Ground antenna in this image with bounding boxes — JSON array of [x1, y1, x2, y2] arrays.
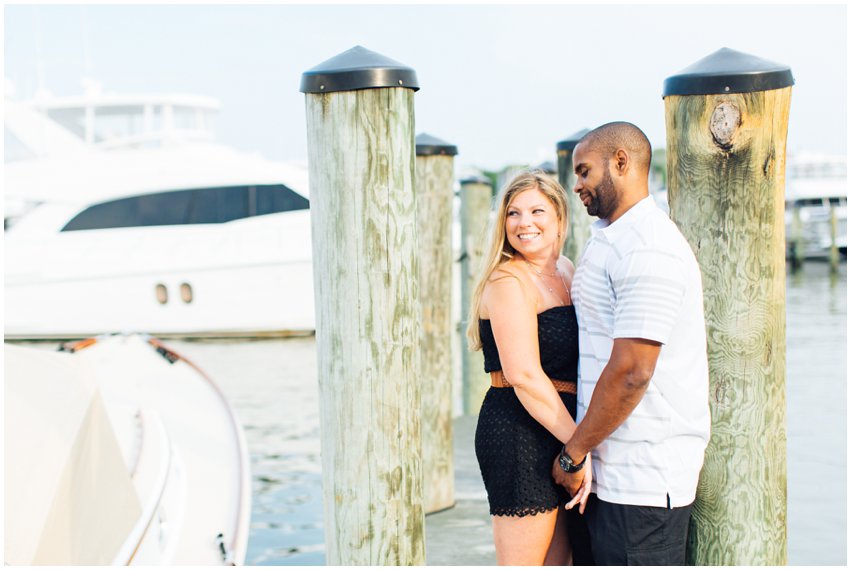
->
[[32, 6, 46, 98]]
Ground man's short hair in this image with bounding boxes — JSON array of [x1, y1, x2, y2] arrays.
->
[[580, 122, 652, 173]]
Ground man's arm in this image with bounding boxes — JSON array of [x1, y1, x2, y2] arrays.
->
[[553, 337, 661, 494]]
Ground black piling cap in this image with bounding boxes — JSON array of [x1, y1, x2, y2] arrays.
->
[[556, 128, 590, 152], [416, 133, 458, 157], [663, 47, 794, 97], [534, 160, 557, 174], [300, 45, 419, 94], [459, 174, 491, 186]]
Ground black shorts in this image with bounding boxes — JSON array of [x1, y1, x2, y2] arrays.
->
[[585, 493, 693, 565], [474, 387, 575, 517], [474, 387, 594, 564]]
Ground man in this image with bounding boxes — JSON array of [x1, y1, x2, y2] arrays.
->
[[553, 122, 711, 565]]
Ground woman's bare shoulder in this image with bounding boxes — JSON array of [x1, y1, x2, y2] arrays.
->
[[559, 255, 576, 279], [481, 261, 536, 319]]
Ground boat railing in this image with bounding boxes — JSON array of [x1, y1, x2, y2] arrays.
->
[[93, 128, 215, 150], [146, 337, 252, 565], [111, 409, 173, 565]]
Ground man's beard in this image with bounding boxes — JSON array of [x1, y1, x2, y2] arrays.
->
[[586, 166, 618, 219]]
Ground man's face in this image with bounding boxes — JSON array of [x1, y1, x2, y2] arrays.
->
[[573, 142, 619, 221]]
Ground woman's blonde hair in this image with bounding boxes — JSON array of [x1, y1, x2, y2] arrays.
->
[[465, 169, 569, 351]]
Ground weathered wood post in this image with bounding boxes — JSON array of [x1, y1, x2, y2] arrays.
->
[[557, 129, 592, 261], [828, 204, 840, 273], [415, 133, 457, 514], [663, 47, 794, 565], [789, 203, 805, 272], [459, 175, 493, 416], [301, 45, 425, 565]]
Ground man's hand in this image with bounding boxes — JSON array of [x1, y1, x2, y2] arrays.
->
[[565, 460, 593, 514], [552, 454, 593, 514], [551, 454, 583, 495]]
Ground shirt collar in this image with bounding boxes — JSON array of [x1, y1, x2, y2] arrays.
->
[[591, 195, 657, 241]]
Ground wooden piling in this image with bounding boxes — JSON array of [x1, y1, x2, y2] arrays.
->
[[663, 47, 794, 565], [829, 204, 840, 273], [557, 129, 592, 261], [459, 175, 493, 416], [415, 133, 457, 514], [789, 203, 805, 272], [301, 46, 425, 565]]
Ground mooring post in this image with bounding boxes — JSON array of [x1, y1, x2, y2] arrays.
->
[[557, 129, 591, 261], [415, 133, 457, 514], [301, 45, 425, 565], [789, 203, 805, 272], [829, 204, 840, 273], [459, 175, 493, 416], [663, 47, 794, 565]]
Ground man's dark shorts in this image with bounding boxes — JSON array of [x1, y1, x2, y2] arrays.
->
[[585, 493, 693, 565]]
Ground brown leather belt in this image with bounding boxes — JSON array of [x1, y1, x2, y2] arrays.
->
[[490, 371, 577, 395]]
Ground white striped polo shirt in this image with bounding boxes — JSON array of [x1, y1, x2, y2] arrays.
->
[[572, 195, 710, 508]]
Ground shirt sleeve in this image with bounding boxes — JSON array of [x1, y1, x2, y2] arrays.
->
[[610, 248, 686, 344]]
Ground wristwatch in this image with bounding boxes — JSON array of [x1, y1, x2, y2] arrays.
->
[[558, 445, 587, 473]]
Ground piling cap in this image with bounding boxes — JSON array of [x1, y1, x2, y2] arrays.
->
[[416, 133, 458, 156], [556, 128, 590, 152], [533, 160, 557, 174], [300, 45, 419, 94], [663, 47, 794, 97], [459, 174, 491, 186]]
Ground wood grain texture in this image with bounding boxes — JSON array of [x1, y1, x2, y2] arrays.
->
[[665, 87, 791, 566], [558, 149, 594, 262], [460, 180, 493, 415], [305, 87, 425, 565], [415, 155, 455, 513]]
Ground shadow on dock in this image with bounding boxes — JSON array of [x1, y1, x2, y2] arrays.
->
[[425, 415, 495, 565]]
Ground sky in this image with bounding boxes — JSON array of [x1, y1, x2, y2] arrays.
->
[[4, 3, 848, 172]]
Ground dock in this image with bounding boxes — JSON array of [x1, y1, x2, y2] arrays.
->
[[424, 415, 495, 566]]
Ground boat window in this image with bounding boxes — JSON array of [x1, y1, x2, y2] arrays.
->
[[92, 108, 146, 144], [45, 108, 87, 140], [180, 283, 193, 304], [155, 284, 168, 305], [254, 185, 310, 216], [60, 184, 309, 231], [4, 128, 37, 162], [184, 186, 249, 224]]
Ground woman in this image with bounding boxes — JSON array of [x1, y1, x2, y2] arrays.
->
[[468, 170, 592, 565]]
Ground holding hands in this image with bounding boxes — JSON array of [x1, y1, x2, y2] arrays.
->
[[552, 449, 593, 514]]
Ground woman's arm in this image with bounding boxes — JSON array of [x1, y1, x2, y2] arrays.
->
[[483, 270, 577, 443]]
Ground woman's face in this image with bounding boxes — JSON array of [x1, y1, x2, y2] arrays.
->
[[504, 187, 560, 259]]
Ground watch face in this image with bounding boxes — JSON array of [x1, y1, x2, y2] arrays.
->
[[559, 453, 572, 472]]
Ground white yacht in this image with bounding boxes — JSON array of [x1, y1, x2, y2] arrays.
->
[[785, 152, 847, 259], [5, 89, 315, 339]]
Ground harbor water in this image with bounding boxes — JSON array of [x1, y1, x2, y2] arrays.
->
[[14, 261, 846, 565]]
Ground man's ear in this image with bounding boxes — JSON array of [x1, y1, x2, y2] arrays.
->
[[614, 148, 629, 175]]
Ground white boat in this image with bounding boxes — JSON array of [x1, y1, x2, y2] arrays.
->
[[785, 152, 847, 259], [4, 90, 315, 339], [4, 334, 251, 565]]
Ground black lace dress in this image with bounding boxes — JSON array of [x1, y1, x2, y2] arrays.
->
[[474, 305, 579, 517]]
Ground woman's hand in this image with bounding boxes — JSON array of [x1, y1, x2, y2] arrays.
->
[[564, 458, 593, 514]]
